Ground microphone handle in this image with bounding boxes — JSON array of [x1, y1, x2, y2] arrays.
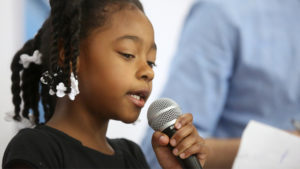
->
[[163, 126, 203, 169]]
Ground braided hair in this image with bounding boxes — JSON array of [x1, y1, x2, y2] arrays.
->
[[10, 0, 144, 125]]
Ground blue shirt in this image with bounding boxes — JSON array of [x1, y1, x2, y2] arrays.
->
[[141, 0, 300, 168]]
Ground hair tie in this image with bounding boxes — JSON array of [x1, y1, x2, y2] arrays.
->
[[19, 50, 42, 68]]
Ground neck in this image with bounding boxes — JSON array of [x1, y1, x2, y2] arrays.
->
[[46, 96, 114, 155]]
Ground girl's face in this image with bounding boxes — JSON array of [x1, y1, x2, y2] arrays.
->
[[78, 6, 156, 123]]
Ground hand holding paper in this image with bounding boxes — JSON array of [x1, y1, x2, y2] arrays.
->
[[232, 121, 300, 169]]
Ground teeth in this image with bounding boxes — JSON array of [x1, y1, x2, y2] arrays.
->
[[131, 94, 141, 100]]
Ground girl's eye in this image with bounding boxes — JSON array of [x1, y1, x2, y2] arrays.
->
[[119, 52, 135, 59], [147, 61, 156, 68]]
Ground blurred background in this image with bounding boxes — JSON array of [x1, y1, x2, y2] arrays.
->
[[0, 0, 195, 163]]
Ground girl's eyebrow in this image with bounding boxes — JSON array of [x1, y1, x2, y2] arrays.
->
[[117, 35, 140, 42], [116, 35, 157, 50]]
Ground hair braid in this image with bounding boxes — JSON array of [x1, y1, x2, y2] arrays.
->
[[61, 0, 82, 93], [11, 47, 38, 121], [49, 0, 66, 81], [11, 38, 38, 121], [62, 26, 71, 93], [21, 70, 32, 119], [70, 5, 82, 77], [41, 85, 52, 121], [11, 21, 45, 122], [21, 65, 40, 120], [20, 29, 44, 122]]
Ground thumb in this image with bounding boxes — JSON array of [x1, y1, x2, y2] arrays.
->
[[151, 131, 169, 149], [151, 131, 182, 169]]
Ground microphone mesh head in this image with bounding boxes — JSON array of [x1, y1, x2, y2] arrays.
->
[[147, 98, 182, 131]]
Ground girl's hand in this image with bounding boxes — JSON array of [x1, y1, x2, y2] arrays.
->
[[151, 113, 208, 169], [289, 131, 300, 137]]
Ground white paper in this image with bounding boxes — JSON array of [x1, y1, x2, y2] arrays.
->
[[232, 120, 300, 169]]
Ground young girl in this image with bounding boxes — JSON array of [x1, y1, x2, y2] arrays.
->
[[3, 0, 208, 168]]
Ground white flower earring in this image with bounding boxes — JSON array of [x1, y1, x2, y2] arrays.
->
[[56, 82, 67, 98], [68, 73, 80, 100], [40, 70, 80, 101], [54, 73, 79, 100]]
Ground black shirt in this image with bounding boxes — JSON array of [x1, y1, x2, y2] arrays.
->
[[2, 125, 150, 169]]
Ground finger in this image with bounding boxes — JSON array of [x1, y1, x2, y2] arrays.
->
[[198, 154, 208, 168], [151, 132, 183, 169], [181, 142, 209, 167], [196, 145, 209, 167], [172, 132, 196, 156], [290, 131, 300, 137], [151, 131, 169, 150], [170, 122, 194, 147], [181, 141, 208, 159], [175, 113, 193, 130], [174, 132, 205, 157]]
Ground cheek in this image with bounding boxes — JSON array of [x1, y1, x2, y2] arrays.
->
[[78, 50, 136, 97], [149, 82, 153, 94], [87, 63, 133, 95], [99, 64, 130, 85], [102, 57, 137, 80]]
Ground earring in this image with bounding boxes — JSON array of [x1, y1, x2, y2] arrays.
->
[[40, 68, 79, 100]]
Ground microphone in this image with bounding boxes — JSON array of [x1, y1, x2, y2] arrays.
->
[[147, 98, 203, 169]]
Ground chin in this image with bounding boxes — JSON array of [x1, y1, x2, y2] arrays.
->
[[121, 117, 139, 124], [121, 113, 140, 124]]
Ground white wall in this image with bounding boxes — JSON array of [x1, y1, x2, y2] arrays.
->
[[0, 0, 195, 163], [0, 0, 24, 163]]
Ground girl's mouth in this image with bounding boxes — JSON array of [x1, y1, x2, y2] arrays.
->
[[127, 90, 149, 108]]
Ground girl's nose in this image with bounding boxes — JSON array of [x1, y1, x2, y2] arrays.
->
[[136, 61, 154, 82]]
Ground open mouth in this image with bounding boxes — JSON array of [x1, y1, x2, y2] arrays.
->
[[129, 93, 146, 101], [127, 90, 149, 107], [130, 94, 142, 100]]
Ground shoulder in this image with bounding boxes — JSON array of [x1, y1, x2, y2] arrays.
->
[[5, 126, 57, 151], [10, 126, 50, 142], [189, 0, 257, 23], [2, 126, 62, 169], [5, 127, 52, 153], [180, 0, 240, 42], [192, 0, 263, 19], [194, 0, 248, 10], [188, 0, 235, 21]]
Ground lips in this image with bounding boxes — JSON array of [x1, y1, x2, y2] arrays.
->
[[127, 89, 150, 108]]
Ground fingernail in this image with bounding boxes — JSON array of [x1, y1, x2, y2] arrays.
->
[[170, 139, 176, 146], [159, 136, 165, 143], [175, 123, 182, 129], [180, 153, 185, 159], [173, 148, 178, 155], [199, 154, 206, 159]]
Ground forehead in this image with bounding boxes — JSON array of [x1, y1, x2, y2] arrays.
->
[[87, 7, 154, 43]]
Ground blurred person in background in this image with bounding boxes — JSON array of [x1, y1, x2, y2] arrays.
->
[[141, 0, 300, 168]]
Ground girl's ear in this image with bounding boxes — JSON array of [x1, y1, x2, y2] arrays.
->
[[58, 48, 65, 67], [77, 43, 88, 73], [76, 54, 81, 73], [57, 39, 65, 67], [57, 46, 80, 73]]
